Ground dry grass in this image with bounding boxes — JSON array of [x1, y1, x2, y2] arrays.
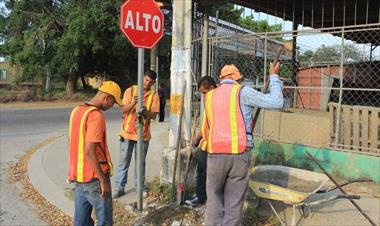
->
[[6, 135, 73, 226], [0, 87, 93, 103]]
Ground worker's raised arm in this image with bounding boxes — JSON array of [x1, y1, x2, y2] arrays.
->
[[121, 95, 137, 114], [242, 63, 284, 109], [121, 87, 137, 114]]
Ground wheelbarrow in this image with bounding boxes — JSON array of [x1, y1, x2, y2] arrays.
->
[[248, 165, 372, 226]]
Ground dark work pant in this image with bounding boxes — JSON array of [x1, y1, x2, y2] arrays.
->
[[205, 150, 252, 226], [196, 149, 208, 201], [159, 100, 165, 122]]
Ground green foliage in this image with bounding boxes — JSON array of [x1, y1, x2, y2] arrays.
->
[[298, 50, 313, 64], [312, 45, 340, 63], [209, 3, 244, 25], [299, 44, 366, 66], [207, 4, 282, 34], [239, 15, 282, 33], [2, 0, 139, 93]]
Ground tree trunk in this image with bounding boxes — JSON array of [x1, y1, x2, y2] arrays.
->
[[80, 75, 88, 90], [66, 70, 76, 96]]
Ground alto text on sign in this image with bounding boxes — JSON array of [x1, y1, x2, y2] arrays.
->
[[124, 11, 161, 33]]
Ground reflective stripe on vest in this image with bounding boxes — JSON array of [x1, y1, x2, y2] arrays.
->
[[200, 139, 207, 151], [123, 85, 155, 134], [205, 84, 247, 154], [68, 106, 112, 182], [205, 90, 214, 154], [200, 109, 208, 151]]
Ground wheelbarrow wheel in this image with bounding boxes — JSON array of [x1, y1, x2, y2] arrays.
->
[[245, 187, 260, 209]]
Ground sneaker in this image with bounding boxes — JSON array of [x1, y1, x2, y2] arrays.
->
[[112, 190, 125, 199], [185, 196, 205, 206], [143, 187, 149, 198]]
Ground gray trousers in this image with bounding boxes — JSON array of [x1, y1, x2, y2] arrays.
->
[[205, 150, 251, 226]]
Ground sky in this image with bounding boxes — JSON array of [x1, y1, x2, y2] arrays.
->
[[238, 6, 379, 60]]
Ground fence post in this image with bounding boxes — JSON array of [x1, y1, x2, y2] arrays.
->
[[334, 27, 345, 148], [260, 33, 268, 139]]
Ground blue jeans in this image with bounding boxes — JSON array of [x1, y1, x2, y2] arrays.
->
[[74, 176, 113, 226], [115, 139, 149, 191]]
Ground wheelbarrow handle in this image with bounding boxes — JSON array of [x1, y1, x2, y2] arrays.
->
[[304, 194, 360, 208], [317, 178, 373, 193], [305, 151, 376, 226], [343, 194, 360, 200]]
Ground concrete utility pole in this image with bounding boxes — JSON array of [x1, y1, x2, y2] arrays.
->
[[201, 9, 208, 77], [165, 0, 192, 191], [169, 0, 192, 148], [200, 8, 209, 126]]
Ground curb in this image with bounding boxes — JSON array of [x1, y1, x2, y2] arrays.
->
[[28, 135, 74, 218]]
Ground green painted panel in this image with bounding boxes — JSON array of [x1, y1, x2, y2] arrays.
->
[[253, 140, 380, 183]]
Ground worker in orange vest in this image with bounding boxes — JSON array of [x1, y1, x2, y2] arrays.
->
[[203, 64, 284, 226], [68, 81, 122, 226], [114, 70, 160, 198], [185, 76, 217, 207]]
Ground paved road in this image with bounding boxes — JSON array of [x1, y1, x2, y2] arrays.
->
[[0, 106, 121, 225]]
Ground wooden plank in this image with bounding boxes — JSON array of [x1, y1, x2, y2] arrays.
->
[[369, 110, 379, 152], [362, 109, 369, 151], [343, 107, 351, 148], [352, 107, 360, 151]]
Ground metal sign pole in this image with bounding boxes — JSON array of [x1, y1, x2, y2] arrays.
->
[[137, 47, 144, 211]]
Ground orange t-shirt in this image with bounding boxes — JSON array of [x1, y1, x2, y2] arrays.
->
[[85, 109, 111, 169], [86, 110, 106, 143], [119, 87, 160, 141]]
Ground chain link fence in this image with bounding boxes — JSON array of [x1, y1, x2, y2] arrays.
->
[[192, 23, 380, 155]]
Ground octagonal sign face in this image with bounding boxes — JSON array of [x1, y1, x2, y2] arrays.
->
[[120, 0, 164, 49]]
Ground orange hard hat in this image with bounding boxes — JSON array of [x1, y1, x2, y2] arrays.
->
[[219, 64, 241, 81]]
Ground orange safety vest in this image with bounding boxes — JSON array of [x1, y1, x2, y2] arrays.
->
[[204, 83, 247, 154], [122, 85, 155, 138], [68, 105, 113, 182], [199, 109, 208, 151]]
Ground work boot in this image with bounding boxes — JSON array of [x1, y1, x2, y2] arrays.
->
[[112, 190, 125, 199]]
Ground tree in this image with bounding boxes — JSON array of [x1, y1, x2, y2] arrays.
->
[[312, 45, 340, 64], [208, 2, 244, 25], [2, 0, 138, 95], [298, 50, 314, 65], [239, 15, 282, 33], [300, 44, 366, 66]]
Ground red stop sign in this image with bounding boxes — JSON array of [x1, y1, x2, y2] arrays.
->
[[120, 0, 164, 49]]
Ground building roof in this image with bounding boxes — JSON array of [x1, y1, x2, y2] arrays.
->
[[196, 0, 380, 45]]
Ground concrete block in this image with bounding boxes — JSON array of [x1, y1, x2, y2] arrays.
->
[[160, 148, 197, 187]]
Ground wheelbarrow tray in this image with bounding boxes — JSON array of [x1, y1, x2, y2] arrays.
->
[[249, 165, 329, 204]]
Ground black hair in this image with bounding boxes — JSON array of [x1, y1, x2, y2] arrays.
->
[[197, 76, 217, 89], [144, 70, 157, 80]]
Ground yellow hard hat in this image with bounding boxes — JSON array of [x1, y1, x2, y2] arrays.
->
[[98, 81, 122, 106]]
